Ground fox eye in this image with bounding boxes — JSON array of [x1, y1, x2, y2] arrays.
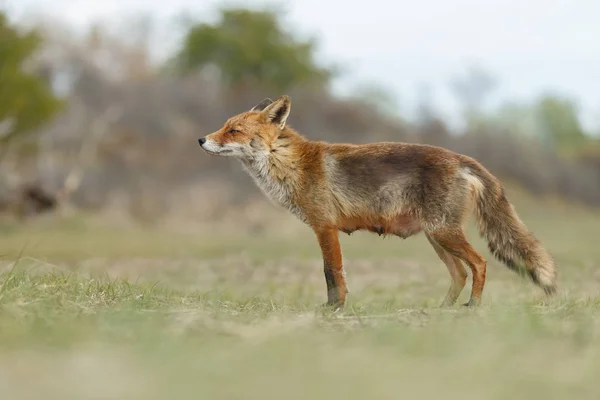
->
[[227, 129, 240, 134]]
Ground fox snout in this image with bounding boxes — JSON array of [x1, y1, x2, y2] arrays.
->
[[198, 136, 219, 155], [198, 135, 236, 156]]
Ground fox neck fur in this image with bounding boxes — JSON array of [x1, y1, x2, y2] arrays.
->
[[240, 128, 310, 223]]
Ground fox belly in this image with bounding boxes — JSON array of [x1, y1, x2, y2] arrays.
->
[[338, 214, 422, 238]]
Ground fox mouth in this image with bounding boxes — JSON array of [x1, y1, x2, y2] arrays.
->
[[203, 148, 233, 156]]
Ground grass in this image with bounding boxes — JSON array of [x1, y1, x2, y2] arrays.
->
[[1, 185, 600, 399]]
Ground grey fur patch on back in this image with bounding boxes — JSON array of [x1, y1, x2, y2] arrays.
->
[[325, 150, 416, 214]]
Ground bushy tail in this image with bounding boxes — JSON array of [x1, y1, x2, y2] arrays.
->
[[462, 158, 557, 295]]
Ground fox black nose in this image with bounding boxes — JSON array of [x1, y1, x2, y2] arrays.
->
[[198, 137, 206, 146]]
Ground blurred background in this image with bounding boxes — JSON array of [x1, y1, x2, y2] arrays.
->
[[1, 0, 599, 230], [2, 2, 600, 399]]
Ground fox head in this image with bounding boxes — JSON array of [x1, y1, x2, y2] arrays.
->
[[198, 95, 292, 159]]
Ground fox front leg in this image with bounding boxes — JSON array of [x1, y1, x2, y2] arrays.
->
[[314, 228, 348, 311]]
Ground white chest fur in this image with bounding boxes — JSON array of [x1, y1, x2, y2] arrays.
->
[[241, 157, 306, 222]]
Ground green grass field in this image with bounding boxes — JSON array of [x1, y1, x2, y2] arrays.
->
[[1, 186, 600, 399]]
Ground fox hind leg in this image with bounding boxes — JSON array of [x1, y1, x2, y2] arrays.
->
[[427, 228, 486, 307], [426, 233, 468, 307]]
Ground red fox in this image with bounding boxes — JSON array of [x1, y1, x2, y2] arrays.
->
[[199, 95, 557, 310]]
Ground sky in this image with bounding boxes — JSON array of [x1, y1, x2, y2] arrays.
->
[[4, 0, 600, 132]]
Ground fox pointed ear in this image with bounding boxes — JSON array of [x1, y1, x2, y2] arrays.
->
[[250, 98, 273, 112], [262, 95, 291, 130]]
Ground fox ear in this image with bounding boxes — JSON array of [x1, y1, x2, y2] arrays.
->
[[262, 95, 291, 130], [250, 98, 273, 112]]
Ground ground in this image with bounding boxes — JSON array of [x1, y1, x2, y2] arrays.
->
[[0, 185, 599, 399]]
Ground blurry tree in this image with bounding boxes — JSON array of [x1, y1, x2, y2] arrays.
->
[[492, 101, 538, 139], [170, 7, 333, 91], [534, 94, 587, 153], [450, 65, 497, 130], [415, 82, 438, 124], [0, 12, 63, 153], [348, 82, 401, 119]]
